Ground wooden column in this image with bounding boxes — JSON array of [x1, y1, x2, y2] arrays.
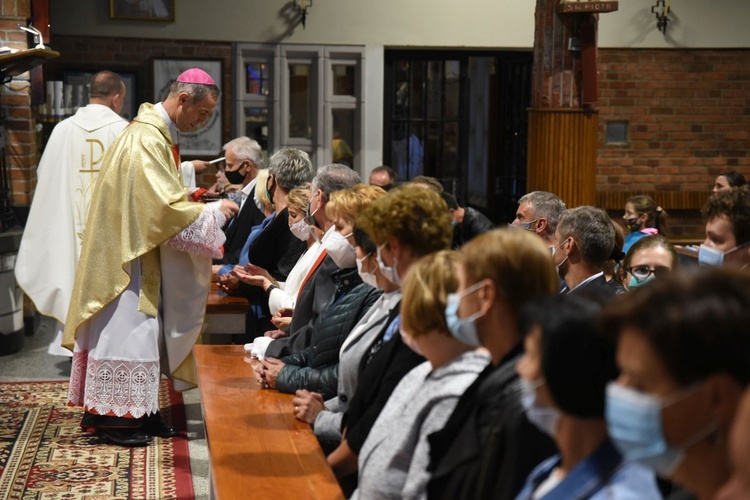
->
[[527, 108, 597, 207], [527, 0, 616, 208]]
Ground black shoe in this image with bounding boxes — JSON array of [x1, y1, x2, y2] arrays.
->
[[142, 411, 180, 438], [80, 412, 102, 432], [97, 428, 153, 447]]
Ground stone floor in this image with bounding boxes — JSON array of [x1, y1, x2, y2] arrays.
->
[[0, 316, 210, 499]]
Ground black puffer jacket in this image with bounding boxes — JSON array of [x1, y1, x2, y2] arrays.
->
[[276, 267, 381, 399]]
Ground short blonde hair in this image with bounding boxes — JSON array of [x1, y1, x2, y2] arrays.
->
[[460, 228, 559, 314], [401, 250, 459, 338], [355, 184, 452, 255], [254, 169, 274, 213], [326, 184, 386, 225], [287, 183, 311, 214]]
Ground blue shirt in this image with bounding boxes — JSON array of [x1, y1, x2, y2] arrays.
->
[[217, 212, 275, 277], [515, 438, 661, 500], [622, 231, 649, 256]]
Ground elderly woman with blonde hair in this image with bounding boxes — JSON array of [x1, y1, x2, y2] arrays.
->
[[352, 250, 491, 499]]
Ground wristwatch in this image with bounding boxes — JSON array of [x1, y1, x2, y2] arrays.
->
[[265, 283, 278, 294]]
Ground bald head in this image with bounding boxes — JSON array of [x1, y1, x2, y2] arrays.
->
[[89, 71, 126, 115]]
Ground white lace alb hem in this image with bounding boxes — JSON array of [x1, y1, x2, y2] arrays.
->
[[68, 350, 161, 418]]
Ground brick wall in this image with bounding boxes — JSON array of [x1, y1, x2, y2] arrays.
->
[[597, 48, 750, 238], [1, 0, 38, 207]]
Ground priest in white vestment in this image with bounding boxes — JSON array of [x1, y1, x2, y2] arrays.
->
[[63, 68, 239, 447], [16, 71, 128, 357]]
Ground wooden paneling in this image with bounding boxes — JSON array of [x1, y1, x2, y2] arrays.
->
[[194, 345, 344, 500], [596, 191, 707, 211], [527, 108, 598, 208]]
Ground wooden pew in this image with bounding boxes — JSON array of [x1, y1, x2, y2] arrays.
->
[[194, 344, 344, 500], [203, 283, 248, 344]]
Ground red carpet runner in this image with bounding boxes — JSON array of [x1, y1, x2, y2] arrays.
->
[[0, 379, 194, 499]]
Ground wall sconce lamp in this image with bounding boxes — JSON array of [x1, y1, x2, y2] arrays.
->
[[294, 0, 313, 29], [651, 0, 670, 35]]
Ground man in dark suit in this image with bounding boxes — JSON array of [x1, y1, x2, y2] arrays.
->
[[217, 136, 266, 273], [552, 206, 625, 299]]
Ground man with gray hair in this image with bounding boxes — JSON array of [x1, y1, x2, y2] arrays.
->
[[552, 206, 625, 298], [264, 163, 361, 358], [216, 136, 266, 275], [512, 191, 566, 247]]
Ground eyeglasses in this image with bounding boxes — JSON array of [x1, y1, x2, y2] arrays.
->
[[626, 265, 671, 281]]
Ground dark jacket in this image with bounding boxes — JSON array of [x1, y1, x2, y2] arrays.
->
[[276, 268, 381, 399], [243, 206, 306, 284], [238, 207, 307, 340], [426, 346, 557, 500], [568, 273, 626, 302], [342, 307, 425, 454], [452, 207, 494, 249], [264, 254, 339, 358], [221, 185, 266, 265]]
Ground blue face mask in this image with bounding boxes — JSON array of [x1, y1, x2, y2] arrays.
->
[[698, 244, 725, 267], [628, 274, 654, 290], [444, 281, 485, 348], [606, 382, 714, 477], [520, 377, 561, 437], [699, 241, 750, 267]]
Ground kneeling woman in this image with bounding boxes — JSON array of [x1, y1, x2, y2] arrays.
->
[[352, 251, 491, 499], [514, 294, 661, 499]]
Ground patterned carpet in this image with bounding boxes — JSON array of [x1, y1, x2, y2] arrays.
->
[[0, 379, 194, 499]]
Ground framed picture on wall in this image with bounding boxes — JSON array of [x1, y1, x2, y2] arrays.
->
[[153, 58, 223, 156], [110, 0, 175, 22], [63, 70, 138, 121]]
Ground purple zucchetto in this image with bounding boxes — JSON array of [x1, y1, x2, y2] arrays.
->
[[175, 68, 215, 85]]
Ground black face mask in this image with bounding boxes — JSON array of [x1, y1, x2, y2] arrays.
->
[[304, 191, 321, 229], [224, 163, 246, 185], [265, 175, 275, 203]]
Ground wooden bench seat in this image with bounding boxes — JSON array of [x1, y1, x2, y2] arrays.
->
[[194, 344, 344, 500], [203, 283, 248, 343]]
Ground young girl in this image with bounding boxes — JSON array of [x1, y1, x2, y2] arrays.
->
[[622, 195, 667, 255]]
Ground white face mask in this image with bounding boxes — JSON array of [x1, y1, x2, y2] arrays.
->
[[376, 243, 400, 285], [289, 218, 311, 241], [325, 231, 356, 269], [356, 255, 379, 288], [253, 188, 265, 213], [519, 377, 561, 437]]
